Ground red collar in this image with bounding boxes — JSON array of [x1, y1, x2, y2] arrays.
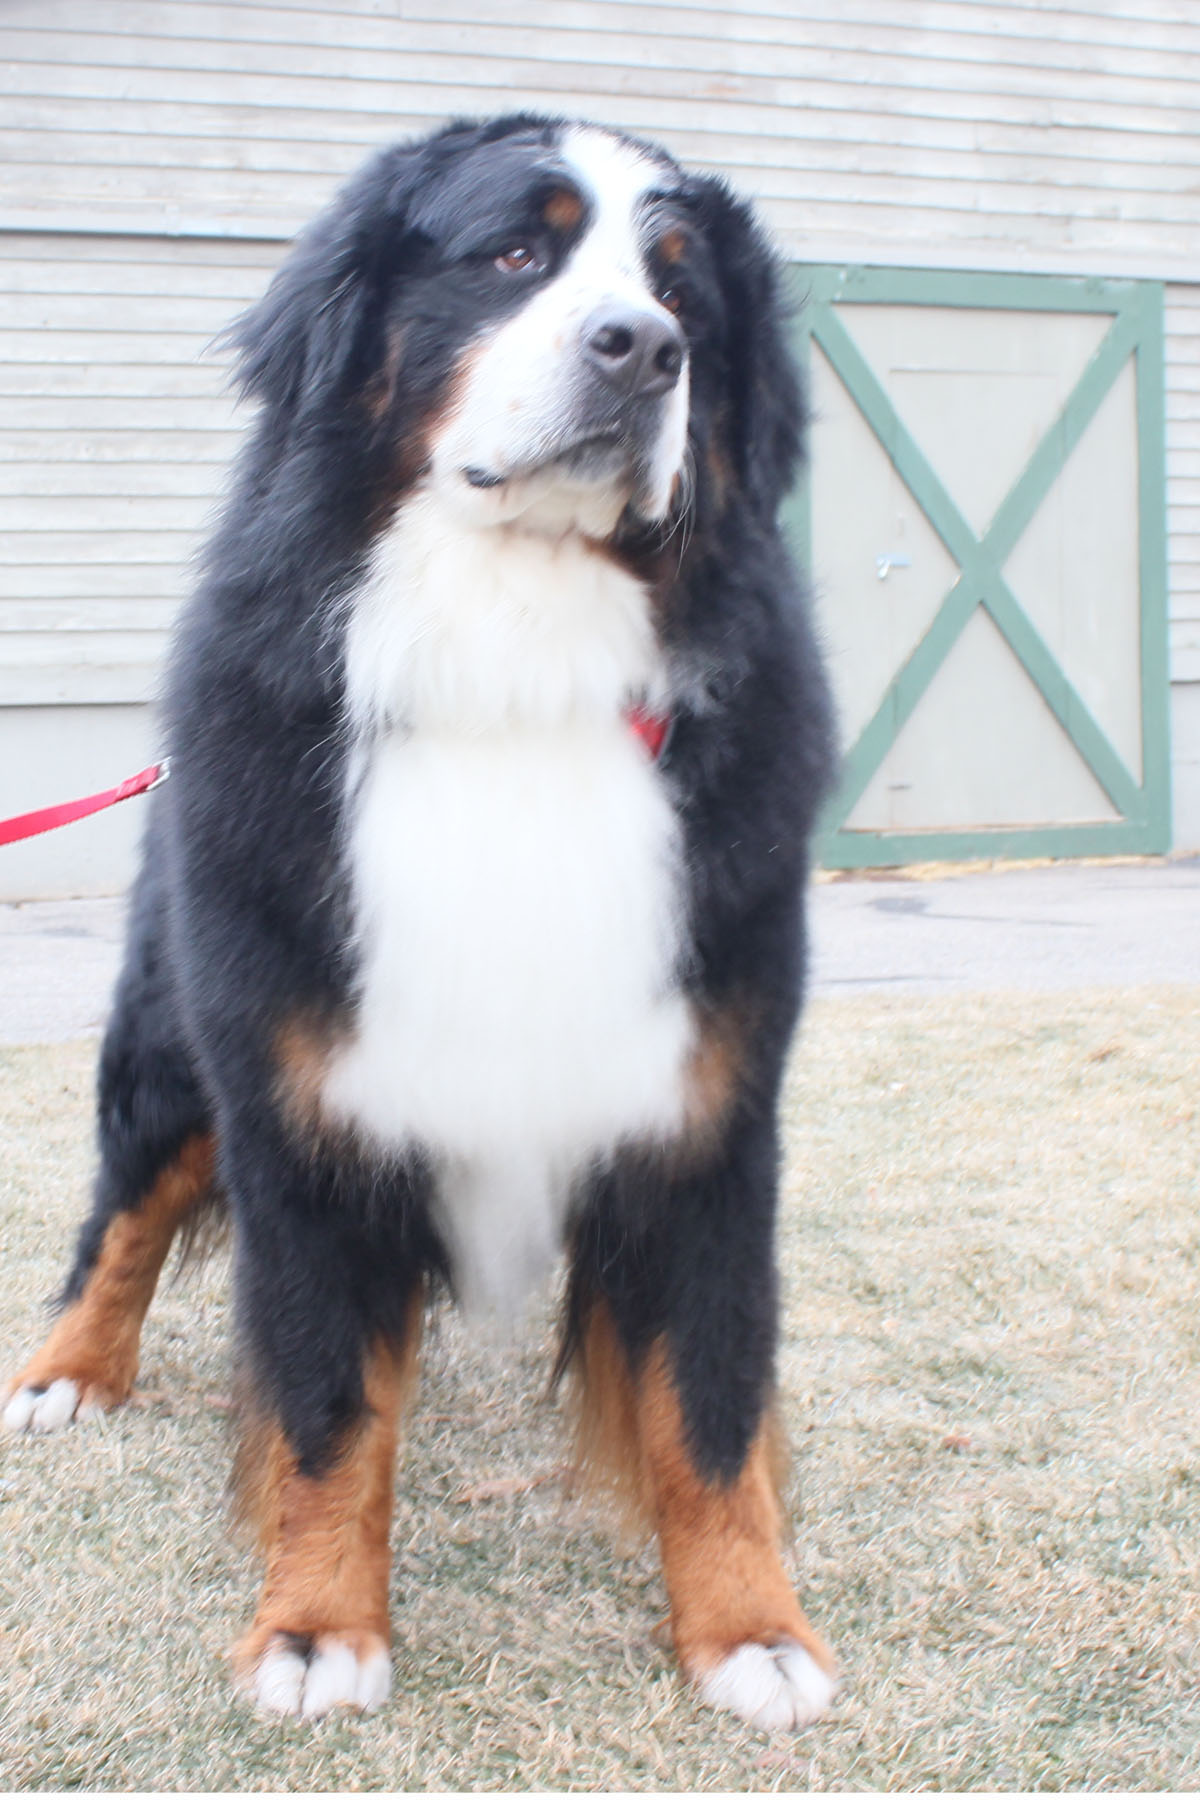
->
[[625, 704, 672, 761]]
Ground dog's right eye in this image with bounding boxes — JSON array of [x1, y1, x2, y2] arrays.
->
[[494, 245, 539, 274]]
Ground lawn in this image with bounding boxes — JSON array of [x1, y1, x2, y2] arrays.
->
[[1, 988, 1197, 1790]]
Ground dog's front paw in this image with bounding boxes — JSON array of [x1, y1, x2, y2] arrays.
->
[[3, 1374, 120, 1433], [235, 1628, 391, 1720], [5, 1309, 141, 1433], [695, 1638, 836, 1731]]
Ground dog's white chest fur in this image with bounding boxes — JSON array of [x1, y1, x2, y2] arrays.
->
[[324, 498, 693, 1312]]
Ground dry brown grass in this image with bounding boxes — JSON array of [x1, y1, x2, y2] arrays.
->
[[1, 989, 1197, 1790]]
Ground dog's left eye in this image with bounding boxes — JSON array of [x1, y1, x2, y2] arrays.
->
[[495, 245, 539, 274], [658, 287, 684, 316]]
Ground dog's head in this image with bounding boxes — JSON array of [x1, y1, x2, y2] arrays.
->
[[229, 115, 801, 543]]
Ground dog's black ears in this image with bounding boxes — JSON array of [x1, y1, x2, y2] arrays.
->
[[224, 145, 424, 417], [685, 176, 806, 521]]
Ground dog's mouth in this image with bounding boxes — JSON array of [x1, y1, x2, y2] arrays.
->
[[463, 431, 630, 492]]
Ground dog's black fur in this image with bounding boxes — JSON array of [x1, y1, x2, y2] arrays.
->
[[18, 114, 837, 1712]]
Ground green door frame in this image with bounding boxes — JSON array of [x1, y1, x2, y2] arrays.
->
[[784, 265, 1171, 868]]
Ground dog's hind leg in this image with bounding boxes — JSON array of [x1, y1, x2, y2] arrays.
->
[[4, 861, 217, 1433]]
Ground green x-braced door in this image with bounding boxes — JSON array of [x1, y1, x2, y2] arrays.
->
[[785, 266, 1170, 868]]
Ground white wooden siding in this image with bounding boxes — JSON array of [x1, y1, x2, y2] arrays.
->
[[1, 0, 1197, 282], [0, 233, 281, 704]]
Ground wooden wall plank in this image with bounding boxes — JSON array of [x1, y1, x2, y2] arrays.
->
[[1, 1, 1196, 280]]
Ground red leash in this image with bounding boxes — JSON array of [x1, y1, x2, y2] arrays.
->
[[0, 707, 665, 852], [0, 760, 169, 848]]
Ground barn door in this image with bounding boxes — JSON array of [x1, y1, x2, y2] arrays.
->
[[786, 266, 1170, 868]]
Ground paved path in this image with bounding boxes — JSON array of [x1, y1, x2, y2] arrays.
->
[[1, 859, 1197, 1045], [0, 895, 126, 1046], [809, 858, 1200, 996]]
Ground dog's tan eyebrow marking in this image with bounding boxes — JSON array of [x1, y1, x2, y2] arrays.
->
[[657, 226, 688, 265], [542, 185, 585, 232]]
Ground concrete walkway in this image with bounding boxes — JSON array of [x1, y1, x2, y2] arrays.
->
[[1, 858, 1197, 1045], [809, 857, 1200, 996], [0, 895, 126, 1046]]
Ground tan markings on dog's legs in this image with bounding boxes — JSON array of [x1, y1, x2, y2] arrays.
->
[[564, 1298, 653, 1534], [3, 1133, 215, 1431], [635, 1341, 837, 1728], [232, 1316, 422, 1719]]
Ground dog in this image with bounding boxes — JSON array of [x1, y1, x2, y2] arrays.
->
[[4, 113, 837, 1731]]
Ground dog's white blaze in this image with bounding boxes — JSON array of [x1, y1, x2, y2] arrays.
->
[[558, 125, 673, 296], [326, 494, 693, 1314], [431, 126, 689, 530], [559, 128, 691, 521]]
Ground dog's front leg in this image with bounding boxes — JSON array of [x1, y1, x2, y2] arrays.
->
[[566, 1113, 837, 1732], [225, 1154, 423, 1720], [633, 1337, 837, 1730]]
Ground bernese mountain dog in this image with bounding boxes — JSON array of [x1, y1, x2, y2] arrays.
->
[[4, 114, 838, 1731]]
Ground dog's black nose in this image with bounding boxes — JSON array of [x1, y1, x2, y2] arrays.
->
[[581, 307, 685, 398]]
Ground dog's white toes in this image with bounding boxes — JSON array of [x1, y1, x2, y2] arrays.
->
[[697, 1639, 836, 1731], [252, 1644, 309, 1716], [249, 1634, 390, 1720], [3, 1378, 81, 1434], [34, 1378, 82, 1431], [3, 1386, 39, 1432], [302, 1636, 391, 1719]]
